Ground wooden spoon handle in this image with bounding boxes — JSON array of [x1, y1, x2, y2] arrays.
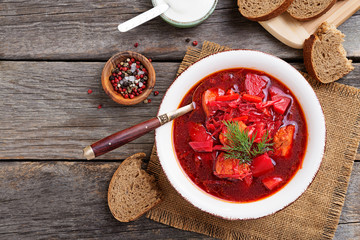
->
[[83, 103, 194, 160], [84, 117, 161, 159]]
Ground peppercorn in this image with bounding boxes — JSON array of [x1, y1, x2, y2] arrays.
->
[[192, 41, 198, 46], [154, 91, 159, 96], [110, 57, 149, 98], [134, 42, 139, 48], [185, 38, 190, 43], [147, 99, 152, 103], [97, 104, 102, 109], [88, 89, 93, 94]]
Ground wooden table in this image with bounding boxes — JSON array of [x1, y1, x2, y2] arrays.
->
[[0, 1, 359, 239]]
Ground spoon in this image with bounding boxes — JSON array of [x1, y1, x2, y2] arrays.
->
[[82, 80, 213, 160], [118, 3, 169, 32], [83, 102, 194, 160]]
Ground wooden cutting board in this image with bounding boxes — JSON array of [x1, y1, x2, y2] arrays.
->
[[259, 0, 360, 49]]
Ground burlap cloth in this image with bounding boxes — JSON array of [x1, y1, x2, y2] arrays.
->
[[146, 41, 360, 240]]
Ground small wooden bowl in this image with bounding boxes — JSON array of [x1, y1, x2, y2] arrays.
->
[[101, 51, 155, 105]]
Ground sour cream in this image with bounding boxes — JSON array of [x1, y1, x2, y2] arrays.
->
[[152, 0, 217, 27]]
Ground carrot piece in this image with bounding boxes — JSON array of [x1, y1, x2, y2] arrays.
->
[[216, 93, 240, 101], [242, 94, 262, 103], [231, 116, 248, 122]]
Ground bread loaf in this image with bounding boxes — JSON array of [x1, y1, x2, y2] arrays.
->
[[108, 152, 162, 222], [237, 0, 294, 21], [303, 22, 354, 83]]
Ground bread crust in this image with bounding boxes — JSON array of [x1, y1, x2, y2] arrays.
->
[[238, 0, 295, 21], [107, 152, 162, 222], [303, 22, 354, 83], [288, 0, 337, 21], [303, 34, 321, 82]]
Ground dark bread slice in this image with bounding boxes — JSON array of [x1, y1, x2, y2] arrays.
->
[[287, 0, 337, 21], [303, 22, 354, 83], [237, 0, 294, 21], [108, 152, 162, 222]]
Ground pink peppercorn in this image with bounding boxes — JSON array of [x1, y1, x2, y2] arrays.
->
[[87, 89, 93, 94], [192, 41, 198, 46], [134, 42, 139, 48], [97, 104, 102, 109], [154, 91, 159, 96]]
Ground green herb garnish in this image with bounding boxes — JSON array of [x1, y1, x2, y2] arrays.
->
[[222, 121, 273, 164]]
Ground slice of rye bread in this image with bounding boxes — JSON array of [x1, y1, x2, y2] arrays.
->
[[303, 22, 354, 83], [237, 0, 294, 21], [108, 152, 162, 222], [287, 0, 337, 21]]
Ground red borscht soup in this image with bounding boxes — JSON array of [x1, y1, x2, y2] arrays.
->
[[173, 68, 308, 202]]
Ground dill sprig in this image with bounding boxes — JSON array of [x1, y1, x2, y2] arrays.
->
[[222, 121, 273, 164]]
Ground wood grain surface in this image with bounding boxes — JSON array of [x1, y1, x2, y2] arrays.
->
[[0, 0, 359, 61], [0, 0, 359, 239], [0, 161, 359, 239], [0, 61, 359, 160]]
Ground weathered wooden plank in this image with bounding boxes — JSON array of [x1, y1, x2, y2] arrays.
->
[[0, 0, 359, 61], [0, 161, 358, 239], [339, 161, 360, 224], [0, 61, 359, 160], [0, 161, 214, 239], [0, 61, 175, 160], [334, 223, 360, 240]]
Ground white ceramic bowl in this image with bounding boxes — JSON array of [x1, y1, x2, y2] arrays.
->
[[155, 50, 325, 220], [152, 0, 218, 28]]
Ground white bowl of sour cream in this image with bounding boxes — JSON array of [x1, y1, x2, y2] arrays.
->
[[152, 0, 218, 28]]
